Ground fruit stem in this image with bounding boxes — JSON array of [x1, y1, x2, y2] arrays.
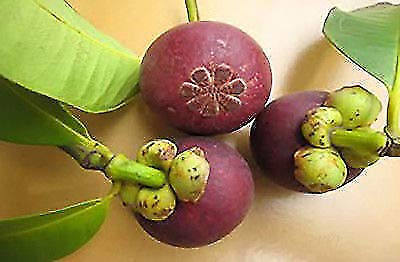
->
[[60, 138, 114, 171], [105, 154, 166, 188], [387, 62, 400, 138], [330, 127, 386, 154], [61, 138, 166, 188], [185, 0, 200, 22]]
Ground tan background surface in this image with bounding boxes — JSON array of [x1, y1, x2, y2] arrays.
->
[[1, 0, 400, 261]]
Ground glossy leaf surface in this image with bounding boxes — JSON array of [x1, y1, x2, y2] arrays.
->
[[0, 197, 112, 261], [0, 78, 89, 146], [0, 0, 141, 112], [323, 3, 400, 89]]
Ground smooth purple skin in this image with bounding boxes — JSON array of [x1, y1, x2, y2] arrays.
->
[[136, 137, 254, 247], [250, 91, 362, 193], [140, 21, 272, 135]]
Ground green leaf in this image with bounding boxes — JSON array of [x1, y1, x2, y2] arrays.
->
[[323, 3, 400, 89], [0, 197, 112, 262], [0, 77, 90, 146], [0, 0, 141, 113]]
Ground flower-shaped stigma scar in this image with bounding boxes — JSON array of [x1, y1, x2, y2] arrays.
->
[[180, 64, 247, 117]]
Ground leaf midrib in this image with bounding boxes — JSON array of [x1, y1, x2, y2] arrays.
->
[[0, 199, 105, 239]]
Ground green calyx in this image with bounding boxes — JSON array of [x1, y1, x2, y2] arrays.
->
[[135, 185, 176, 221], [121, 140, 211, 221], [325, 86, 382, 129], [330, 127, 387, 168], [294, 147, 347, 193], [301, 106, 342, 148], [169, 147, 210, 203], [297, 85, 385, 182], [113, 139, 212, 220], [136, 139, 178, 172]]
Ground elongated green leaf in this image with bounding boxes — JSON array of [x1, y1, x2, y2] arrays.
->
[[0, 0, 141, 113], [0, 77, 89, 146], [323, 3, 400, 89], [0, 197, 111, 262]]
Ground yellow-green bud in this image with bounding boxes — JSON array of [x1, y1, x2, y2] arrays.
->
[[169, 147, 210, 203], [325, 86, 381, 128], [301, 106, 342, 148], [135, 184, 176, 221], [119, 182, 141, 207], [294, 147, 347, 193], [136, 139, 177, 172]]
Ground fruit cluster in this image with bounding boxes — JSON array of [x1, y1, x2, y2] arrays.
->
[[250, 86, 387, 193]]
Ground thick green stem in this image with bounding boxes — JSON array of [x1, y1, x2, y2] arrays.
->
[[330, 128, 387, 152], [61, 138, 167, 188], [185, 0, 199, 22], [105, 154, 166, 188], [330, 127, 387, 168], [387, 75, 400, 139]]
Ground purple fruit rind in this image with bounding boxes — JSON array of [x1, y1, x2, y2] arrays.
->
[[140, 21, 272, 135]]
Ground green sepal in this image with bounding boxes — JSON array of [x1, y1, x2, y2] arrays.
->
[[301, 106, 342, 148], [135, 185, 176, 221], [169, 147, 210, 203], [325, 86, 382, 129], [119, 182, 141, 206], [294, 147, 347, 193], [136, 139, 178, 172]]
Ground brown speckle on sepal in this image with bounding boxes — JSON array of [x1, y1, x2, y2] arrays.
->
[[135, 185, 176, 221], [136, 139, 178, 172]]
